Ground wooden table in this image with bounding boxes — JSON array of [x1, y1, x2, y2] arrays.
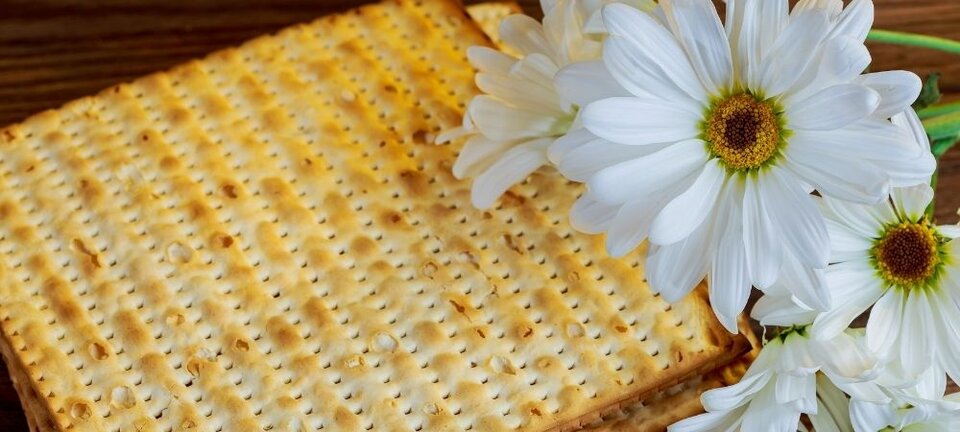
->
[[0, 0, 958, 429]]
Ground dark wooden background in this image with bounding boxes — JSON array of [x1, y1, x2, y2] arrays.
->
[[0, 0, 958, 429]]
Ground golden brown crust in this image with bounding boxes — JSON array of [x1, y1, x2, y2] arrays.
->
[[579, 318, 758, 432], [0, 0, 746, 430]]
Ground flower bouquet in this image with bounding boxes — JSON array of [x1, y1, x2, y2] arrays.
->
[[446, 0, 960, 430]]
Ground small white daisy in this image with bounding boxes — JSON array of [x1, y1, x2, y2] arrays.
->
[[438, 0, 654, 209], [809, 365, 960, 432], [669, 301, 878, 432], [811, 157, 960, 384], [563, 0, 934, 332]]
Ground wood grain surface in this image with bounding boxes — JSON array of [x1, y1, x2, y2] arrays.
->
[[0, 0, 958, 429]]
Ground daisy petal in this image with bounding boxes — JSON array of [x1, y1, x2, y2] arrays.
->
[[891, 183, 934, 221], [929, 289, 960, 386], [778, 249, 831, 311], [850, 400, 897, 432], [763, 168, 830, 269], [821, 196, 895, 241], [471, 138, 550, 209], [899, 291, 934, 378], [787, 84, 880, 131], [830, 0, 874, 42], [468, 95, 562, 141], [751, 292, 817, 327], [701, 371, 772, 412], [559, 140, 665, 182], [649, 159, 726, 246], [453, 135, 518, 179], [606, 196, 664, 257], [499, 14, 555, 57], [727, 0, 789, 89], [476, 72, 563, 114], [892, 108, 932, 153], [786, 36, 871, 102], [467, 46, 516, 74], [668, 409, 744, 432], [569, 194, 619, 234], [601, 3, 707, 103], [788, 123, 929, 197], [812, 261, 884, 339], [775, 373, 816, 411], [793, 0, 842, 17], [661, 0, 733, 94], [938, 225, 960, 240], [743, 178, 781, 289], [785, 144, 888, 204], [587, 139, 707, 204], [646, 222, 712, 303], [509, 53, 561, 89], [709, 186, 750, 332], [759, 9, 831, 96], [740, 384, 804, 432], [856, 71, 923, 119], [554, 61, 629, 107], [548, 128, 597, 165], [866, 289, 904, 359], [790, 119, 920, 163], [825, 218, 872, 261], [891, 184, 933, 222], [810, 379, 853, 432], [582, 97, 701, 145], [877, 150, 936, 189], [813, 331, 877, 379]]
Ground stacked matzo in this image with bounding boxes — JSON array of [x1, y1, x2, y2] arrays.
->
[[0, 0, 750, 430]]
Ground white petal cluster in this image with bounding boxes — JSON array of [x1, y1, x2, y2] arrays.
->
[[810, 366, 960, 432], [450, 0, 959, 429], [671, 307, 879, 432], [439, 0, 654, 209]]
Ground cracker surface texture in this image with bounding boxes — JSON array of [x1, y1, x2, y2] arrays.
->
[[0, 0, 746, 430]]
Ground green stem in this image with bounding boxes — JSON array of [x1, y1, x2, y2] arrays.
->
[[867, 29, 960, 55], [919, 101, 960, 120], [923, 111, 960, 141]]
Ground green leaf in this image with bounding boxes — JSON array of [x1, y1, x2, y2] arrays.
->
[[914, 73, 942, 111]]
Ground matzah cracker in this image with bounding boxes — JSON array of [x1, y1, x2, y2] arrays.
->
[[0, 0, 748, 430], [581, 319, 760, 432], [465, 1, 523, 47], [581, 356, 752, 432]]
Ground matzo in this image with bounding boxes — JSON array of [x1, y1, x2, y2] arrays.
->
[[465, 1, 522, 47], [0, 0, 749, 430]]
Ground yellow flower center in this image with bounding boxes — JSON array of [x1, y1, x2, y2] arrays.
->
[[704, 93, 783, 172], [872, 221, 943, 290]]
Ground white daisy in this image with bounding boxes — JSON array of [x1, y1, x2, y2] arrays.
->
[[437, 0, 654, 209], [669, 302, 878, 432], [562, 0, 934, 332], [807, 365, 960, 432], [810, 154, 960, 384]]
